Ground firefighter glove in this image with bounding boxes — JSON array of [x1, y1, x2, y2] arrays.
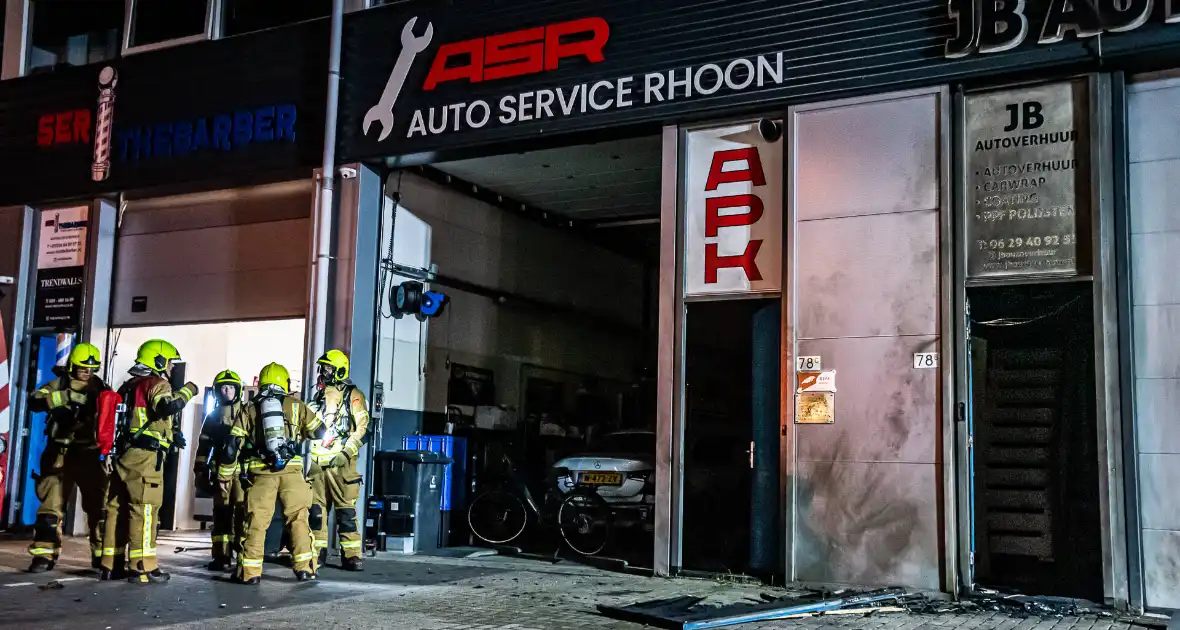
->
[[68, 390, 88, 406], [178, 382, 199, 402], [329, 452, 349, 468], [174, 432, 187, 451]]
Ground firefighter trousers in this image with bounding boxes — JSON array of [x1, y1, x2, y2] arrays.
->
[[28, 444, 109, 562], [308, 462, 363, 560], [236, 468, 316, 580], [100, 448, 164, 574], [211, 477, 246, 562]]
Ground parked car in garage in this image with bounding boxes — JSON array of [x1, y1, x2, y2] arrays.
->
[[552, 430, 655, 530]]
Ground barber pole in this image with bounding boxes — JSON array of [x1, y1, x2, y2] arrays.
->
[[55, 333, 72, 367], [91, 66, 118, 182], [0, 312, 11, 508]]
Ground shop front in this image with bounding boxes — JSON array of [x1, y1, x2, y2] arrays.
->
[[0, 20, 330, 534], [315, 0, 1180, 610]]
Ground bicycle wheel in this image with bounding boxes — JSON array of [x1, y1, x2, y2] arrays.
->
[[468, 490, 528, 545], [556, 490, 613, 556]]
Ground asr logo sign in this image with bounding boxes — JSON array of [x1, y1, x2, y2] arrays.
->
[[945, 0, 1180, 58]]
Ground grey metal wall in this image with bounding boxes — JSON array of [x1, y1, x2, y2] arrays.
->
[[1127, 74, 1180, 610], [111, 182, 313, 326], [788, 87, 947, 589]]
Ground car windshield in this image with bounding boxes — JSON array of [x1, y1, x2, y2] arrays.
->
[[589, 432, 655, 456]]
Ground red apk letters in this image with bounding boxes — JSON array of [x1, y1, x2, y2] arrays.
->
[[703, 148, 766, 284]]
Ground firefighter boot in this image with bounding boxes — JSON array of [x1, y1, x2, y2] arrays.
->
[[100, 567, 128, 581], [27, 557, 54, 573], [128, 568, 170, 584], [341, 556, 363, 572]]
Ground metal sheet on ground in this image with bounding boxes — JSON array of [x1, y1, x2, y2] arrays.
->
[[597, 588, 907, 629]]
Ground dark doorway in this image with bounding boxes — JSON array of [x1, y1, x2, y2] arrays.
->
[[682, 297, 780, 576], [966, 282, 1103, 600]]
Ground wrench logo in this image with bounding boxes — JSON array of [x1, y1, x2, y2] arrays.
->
[[363, 16, 433, 142]]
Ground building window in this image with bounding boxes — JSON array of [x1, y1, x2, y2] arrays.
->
[[222, 0, 330, 37], [124, 0, 214, 53], [27, 0, 122, 74]]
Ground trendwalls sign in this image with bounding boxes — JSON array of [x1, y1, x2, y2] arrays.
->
[[964, 80, 1090, 279], [33, 206, 89, 329], [358, 14, 789, 144], [946, 0, 1180, 57], [682, 121, 783, 298]]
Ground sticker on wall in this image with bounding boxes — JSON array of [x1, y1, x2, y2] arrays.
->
[[795, 369, 836, 424], [682, 120, 783, 297], [797, 369, 836, 393]]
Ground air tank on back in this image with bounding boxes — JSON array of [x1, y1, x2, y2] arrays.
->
[[258, 393, 288, 470]]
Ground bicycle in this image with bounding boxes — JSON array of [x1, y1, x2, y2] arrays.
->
[[467, 453, 613, 556]]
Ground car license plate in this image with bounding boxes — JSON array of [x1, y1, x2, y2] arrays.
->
[[579, 472, 623, 486]]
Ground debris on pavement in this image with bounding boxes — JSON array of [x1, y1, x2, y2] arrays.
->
[[39, 580, 65, 590], [900, 589, 1105, 618], [598, 587, 910, 629]]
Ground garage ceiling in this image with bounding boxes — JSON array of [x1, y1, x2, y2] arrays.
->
[[434, 135, 662, 222]]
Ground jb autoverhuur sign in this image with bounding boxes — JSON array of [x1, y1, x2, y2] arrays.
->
[[945, 0, 1180, 57]]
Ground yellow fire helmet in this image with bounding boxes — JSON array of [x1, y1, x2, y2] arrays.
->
[[316, 349, 350, 383], [213, 369, 242, 387], [68, 342, 102, 370], [135, 339, 181, 373], [258, 362, 290, 393]]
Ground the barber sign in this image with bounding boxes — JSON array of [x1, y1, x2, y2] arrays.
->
[[683, 122, 783, 297]]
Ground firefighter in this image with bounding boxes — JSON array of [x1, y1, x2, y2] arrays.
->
[[99, 339, 198, 583], [193, 369, 247, 571], [26, 342, 111, 572], [223, 362, 325, 584], [308, 349, 370, 571]]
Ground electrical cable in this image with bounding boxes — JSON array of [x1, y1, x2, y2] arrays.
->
[[971, 295, 1084, 327], [378, 170, 403, 319]]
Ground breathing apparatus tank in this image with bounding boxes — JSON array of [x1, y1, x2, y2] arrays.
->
[[257, 391, 292, 471]]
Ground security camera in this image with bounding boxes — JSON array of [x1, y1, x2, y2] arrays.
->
[[757, 119, 782, 143]]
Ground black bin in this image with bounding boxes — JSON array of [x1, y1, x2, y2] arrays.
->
[[373, 450, 452, 553]]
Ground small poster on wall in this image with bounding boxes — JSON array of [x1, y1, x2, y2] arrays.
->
[[33, 206, 89, 329], [447, 363, 495, 407]]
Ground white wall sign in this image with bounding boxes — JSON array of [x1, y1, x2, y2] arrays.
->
[[913, 352, 939, 369], [683, 122, 783, 297], [796, 356, 821, 372], [37, 206, 89, 270], [797, 369, 836, 393]]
